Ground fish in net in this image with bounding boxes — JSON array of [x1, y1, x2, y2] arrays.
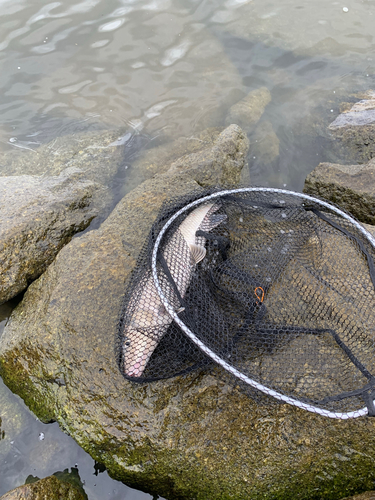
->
[[116, 187, 375, 419]]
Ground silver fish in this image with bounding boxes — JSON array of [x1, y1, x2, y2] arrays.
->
[[122, 202, 226, 377]]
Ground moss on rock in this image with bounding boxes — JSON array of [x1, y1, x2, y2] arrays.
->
[[2, 126, 375, 499], [0, 169, 109, 305], [0, 472, 87, 500]]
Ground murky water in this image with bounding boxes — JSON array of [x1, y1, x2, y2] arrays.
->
[[0, 0, 374, 497], [1, 0, 374, 189]]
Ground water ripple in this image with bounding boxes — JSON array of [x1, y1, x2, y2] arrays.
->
[[161, 38, 191, 66]]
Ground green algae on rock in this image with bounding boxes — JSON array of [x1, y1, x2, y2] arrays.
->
[[303, 158, 375, 225], [2, 125, 375, 499], [0, 472, 87, 500], [0, 168, 109, 305]]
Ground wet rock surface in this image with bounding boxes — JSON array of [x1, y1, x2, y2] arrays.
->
[[341, 492, 375, 500], [303, 158, 375, 224], [328, 91, 375, 163], [225, 87, 272, 134], [0, 168, 109, 305], [126, 124, 249, 192], [166, 124, 249, 187], [0, 128, 138, 185], [0, 472, 87, 500], [2, 124, 375, 500]]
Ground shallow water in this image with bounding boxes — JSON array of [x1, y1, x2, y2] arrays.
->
[[0, 0, 374, 498], [1, 0, 374, 189]]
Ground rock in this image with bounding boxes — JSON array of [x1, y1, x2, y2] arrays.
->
[[167, 124, 249, 187], [3, 130, 375, 500], [303, 158, 375, 224], [328, 90, 375, 163], [0, 472, 87, 500], [344, 493, 375, 500], [126, 128, 222, 190], [329, 91, 375, 129], [126, 125, 249, 193], [363, 223, 375, 238], [341, 492, 375, 500], [225, 87, 272, 134], [0, 168, 109, 305], [0, 128, 138, 186]]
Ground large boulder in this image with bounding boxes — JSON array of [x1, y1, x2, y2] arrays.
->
[[303, 158, 375, 225], [0, 168, 109, 305], [2, 127, 375, 500], [0, 126, 145, 305]]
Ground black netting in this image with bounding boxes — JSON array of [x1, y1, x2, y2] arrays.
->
[[116, 188, 375, 418]]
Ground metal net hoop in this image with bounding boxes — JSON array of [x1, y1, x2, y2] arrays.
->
[[151, 187, 375, 419]]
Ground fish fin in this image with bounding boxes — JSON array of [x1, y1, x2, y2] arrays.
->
[[176, 307, 185, 314], [189, 243, 206, 263]]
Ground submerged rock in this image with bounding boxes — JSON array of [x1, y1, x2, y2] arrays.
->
[[0, 168, 109, 305], [2, 127, 375, 500], [0, 128, 138, 185], [328, 90, 375, 163], [249, 120, 280, 165], [0, 472, 87, 500], [303, 158, 375, 225], [225, 87, 272, 133], [247, 120, 280, 184]]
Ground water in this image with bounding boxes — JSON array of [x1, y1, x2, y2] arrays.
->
[[0, 0, 374, 498]]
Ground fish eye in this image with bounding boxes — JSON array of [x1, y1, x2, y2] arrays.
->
[[124, 339, 131, 348]]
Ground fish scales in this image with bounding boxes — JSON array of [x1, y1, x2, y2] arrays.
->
[[122, 202, 226, 377]]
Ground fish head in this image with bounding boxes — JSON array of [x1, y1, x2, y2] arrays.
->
[[122, 306, 171, 377], [122, 326, 157, 377]]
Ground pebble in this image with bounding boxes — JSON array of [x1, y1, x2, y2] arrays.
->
[[343, 7, 349, 12]]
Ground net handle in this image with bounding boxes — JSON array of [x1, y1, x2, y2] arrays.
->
[[151, 187, 375, 419]]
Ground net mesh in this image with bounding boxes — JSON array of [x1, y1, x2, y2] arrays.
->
[[117, 188, 375, 419]]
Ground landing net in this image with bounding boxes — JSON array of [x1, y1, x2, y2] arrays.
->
[[117, 188, 375, 419]]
